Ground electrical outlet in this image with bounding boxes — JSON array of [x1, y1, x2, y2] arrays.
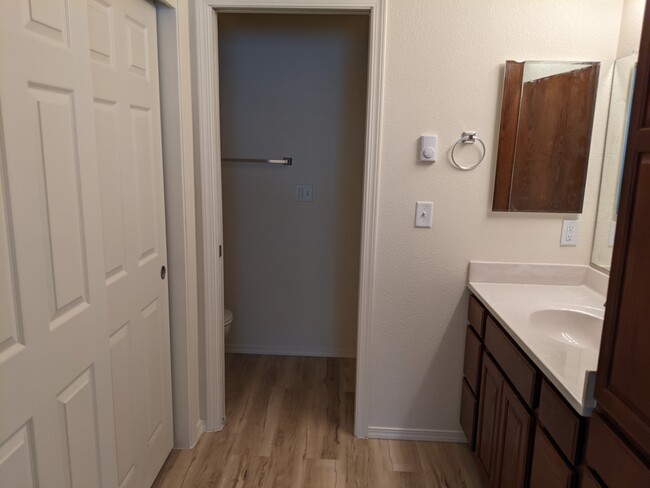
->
[[560, 220, 579, 246], [295, 184, 313, 202]]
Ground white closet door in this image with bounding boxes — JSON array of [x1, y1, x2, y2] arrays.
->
[[89, 0, 173, 487], [0, 1, 118, 487]]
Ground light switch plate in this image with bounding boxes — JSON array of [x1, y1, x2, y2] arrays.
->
[[295, 184, 313, 202], [415, 201, 433, 228]]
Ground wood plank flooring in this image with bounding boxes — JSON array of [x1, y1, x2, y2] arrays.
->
[[152, 355, 482, 488]]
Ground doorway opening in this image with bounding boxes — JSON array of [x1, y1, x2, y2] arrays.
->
[[217, 12, 369, 436]]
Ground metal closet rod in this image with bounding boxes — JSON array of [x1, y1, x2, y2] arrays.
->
[[222, 157, 293, 166]]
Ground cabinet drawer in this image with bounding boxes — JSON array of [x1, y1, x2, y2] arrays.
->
[[538, 379, 583, 463], [530, 426, 575, 488], [463, 326, 482, 395], [584, 412, 650, 487], [468, 295, 486, 337], [485, 316, 538, 407], [460, 378, 477, 450]]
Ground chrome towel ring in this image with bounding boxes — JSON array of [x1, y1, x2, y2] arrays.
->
[[450, 131, 486, 171]]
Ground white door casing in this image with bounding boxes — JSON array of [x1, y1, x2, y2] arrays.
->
[[192, 0, 385, 437], [89, 0, 173, 486], [0, 0, 118, 486]]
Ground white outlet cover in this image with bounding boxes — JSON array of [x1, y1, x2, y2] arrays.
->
[[415, 201, 433, 228], [560, 219, 579, 246], [295, 184, 313, 202]]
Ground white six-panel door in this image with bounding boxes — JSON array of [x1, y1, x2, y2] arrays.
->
[[0, 0, 172, 487], [0, 0, 120, 486], [89, 0, 173, 486]]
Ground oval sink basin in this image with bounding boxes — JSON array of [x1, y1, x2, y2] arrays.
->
[[529, 308, 603, 349]]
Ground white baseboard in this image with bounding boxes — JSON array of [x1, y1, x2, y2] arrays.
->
[[225, 343, 356, 358], [367, 426, 467, 443]]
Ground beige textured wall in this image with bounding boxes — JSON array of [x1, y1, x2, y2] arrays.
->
[[218, 14, 369, 357], [368, 0, 623, 432], [617, 0, 645, 57]]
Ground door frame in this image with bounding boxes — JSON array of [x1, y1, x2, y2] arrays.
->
[[193, 0, 386, 436]]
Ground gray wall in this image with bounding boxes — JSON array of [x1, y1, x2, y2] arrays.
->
[[218, 14, 369, 357]]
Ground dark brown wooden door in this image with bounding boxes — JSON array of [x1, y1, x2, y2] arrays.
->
[[494, 381, 532, 488], [475, 354, 503, 484], [595, 1, 650, 461]]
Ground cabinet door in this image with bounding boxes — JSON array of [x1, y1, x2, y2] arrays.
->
[[595, 2, 650, 459], [584, 412, 650, 487], [475, 354, 503, 484], [494, 380, 532, 488], [461, 379, 478, 450], [530, 427, 574, 488]]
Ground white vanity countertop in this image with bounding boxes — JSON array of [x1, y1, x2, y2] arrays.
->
[[468, 261, 609, 416]]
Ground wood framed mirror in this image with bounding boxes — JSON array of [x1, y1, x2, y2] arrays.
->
[[493, 60, 600, 213]]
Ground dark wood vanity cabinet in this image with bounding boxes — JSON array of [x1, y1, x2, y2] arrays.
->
[[580, 3, 650, 486], [461, 296, 587, 488]]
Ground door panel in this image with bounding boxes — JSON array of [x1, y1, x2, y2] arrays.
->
[[125, 16, 149, 78], [109, 322, 137, 486], [94, 99, 127, 286], [90, 0, 172, 486], [28, 85, 89, 322], [142, 298, 164, 444], [475, 353, 503, 484], [0, 0, 118, 487], [23, 0, 70, 45], [56, 368, 103, 488], [131, 106, 159, 264], [0, 150, 20, 355], [495, 381, 532, 488], [0, 423, 37, 487], [88, 0, 114, 66]]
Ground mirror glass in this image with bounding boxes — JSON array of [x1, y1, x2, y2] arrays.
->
[[493, 60, 600, 213], [591, 54, 637, 272]]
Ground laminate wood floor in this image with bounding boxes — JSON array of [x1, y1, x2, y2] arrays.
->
[[152, 354, 482, 488]]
